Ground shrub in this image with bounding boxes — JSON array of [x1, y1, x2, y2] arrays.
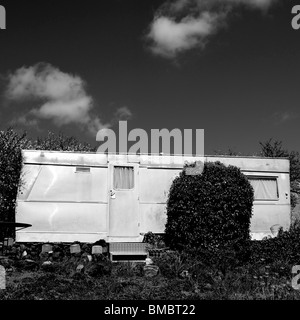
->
[[142, 231, 166, 248], [250, 220, 300, 265], [0, 129, 26, 238], [28, 131, 95, 152], [165, 161, 254, 251]]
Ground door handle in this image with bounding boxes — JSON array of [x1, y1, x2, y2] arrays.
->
[[110, 190, 116, 199]]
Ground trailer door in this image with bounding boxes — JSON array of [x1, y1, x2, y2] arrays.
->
[[108, 164, 139, 238]]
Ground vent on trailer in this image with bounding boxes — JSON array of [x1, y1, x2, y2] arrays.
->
[[109, 242, 148, 262], [75, 167, 91, 173]]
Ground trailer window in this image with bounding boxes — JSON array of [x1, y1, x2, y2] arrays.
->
[[113, 166, 134, 190], [247, 177, 278, 200]]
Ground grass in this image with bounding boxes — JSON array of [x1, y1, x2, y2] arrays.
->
[[0, 260, 299, 300], [0, 252, 300, 300], [1, 224, 300, 300]]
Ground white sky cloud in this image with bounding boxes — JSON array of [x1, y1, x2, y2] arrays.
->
[[148, 13, 221, 58], [5, 63, 131, 135], [272, 111, 299, 125], [146, 0, 278, 59]]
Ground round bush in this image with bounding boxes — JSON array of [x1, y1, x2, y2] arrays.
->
[[165, 161, 254, 251]]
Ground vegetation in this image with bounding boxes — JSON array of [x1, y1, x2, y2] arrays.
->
[[0, 129, 26, 239], [0, 128, 95, 237], [1, 224, 300, 300], [165, 161, 254, 251], [0, 130, 300, 299], [26, 131, 96, 152], [259, 139, 300, 212]]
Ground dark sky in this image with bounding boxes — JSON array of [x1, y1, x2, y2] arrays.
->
[[0, 0, 299, 155]]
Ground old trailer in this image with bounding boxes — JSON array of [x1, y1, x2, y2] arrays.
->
[[15, 150, 290, 246]]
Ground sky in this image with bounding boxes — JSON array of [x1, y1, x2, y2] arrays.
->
[[0, 0, 299, 155]]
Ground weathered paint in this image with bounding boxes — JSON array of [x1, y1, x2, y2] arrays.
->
[[15, 150, 290, 242]]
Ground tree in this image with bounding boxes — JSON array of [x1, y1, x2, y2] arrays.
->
[[259, 138, 300, 210], [27, 131, 96, 152], [165, 161, 254, 251], [0, 129, 96, 239], [0, 129, 26, 238]]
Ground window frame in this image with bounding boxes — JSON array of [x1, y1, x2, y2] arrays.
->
[[113, 165, 135, 191], [246, 175, 279, 201]]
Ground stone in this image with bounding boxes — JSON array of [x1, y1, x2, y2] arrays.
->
[[204, 283, 212, 290], [42, 244, 53, 253], [92, 245, 103, 255], [143, 264, 159, 278], [41, 260, 55, 272], [179, 270, 189, 278], [4, 238, 14, 247], [76, 264, 84, 273], [145, 258, 153, 265], [70, 244, 81, 254]]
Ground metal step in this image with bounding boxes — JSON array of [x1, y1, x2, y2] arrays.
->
[[109, 242, 148, 262]]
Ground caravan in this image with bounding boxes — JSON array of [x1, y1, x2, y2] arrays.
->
[[16, 150, 291, 244]]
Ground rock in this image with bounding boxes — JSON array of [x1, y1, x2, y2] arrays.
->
[[204, 283, 212, 290], [42, 244, 53, 253], [179, 270, 189, 278], [145, 258, 153, 265], [143, 264, 159, 278], [92, 245, 103, 255], [4, 238, 14, 247], [25, 259, 36, 263], [70, 244, 81, 254], [41, 260, 56, 272], [76, 264, 85, 273]]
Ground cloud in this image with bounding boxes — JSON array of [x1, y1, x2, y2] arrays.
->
[[5, 63, 131, 135], [272, 111, 299, 125], [146, 0, 278, 59], [148, 13, 222, 58], [10, 115, 39, 128], [113, 106, 132, 121]]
